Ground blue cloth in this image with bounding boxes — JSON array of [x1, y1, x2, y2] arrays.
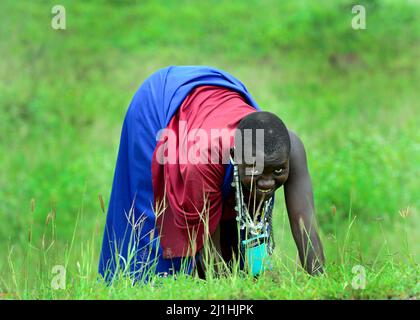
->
[[98, 66, 260, 282]]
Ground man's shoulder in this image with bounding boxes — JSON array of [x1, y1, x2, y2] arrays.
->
[[288, 130, 306, 157], [287, 130, 309, 177]]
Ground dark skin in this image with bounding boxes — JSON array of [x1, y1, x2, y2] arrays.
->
[[200, 130, 325, 276]]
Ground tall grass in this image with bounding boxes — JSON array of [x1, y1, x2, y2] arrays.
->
[[1, 193, 418, 299], [0, 0, 418, 299]]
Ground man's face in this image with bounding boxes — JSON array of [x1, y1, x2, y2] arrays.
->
[[237, 150, 289, 204]]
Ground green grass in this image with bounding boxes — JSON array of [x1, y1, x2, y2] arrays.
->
[[2, 203, 418, 299], [0, 0, 419, 299]]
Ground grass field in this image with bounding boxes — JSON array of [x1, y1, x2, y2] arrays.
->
[[0, 0, 419, 299]]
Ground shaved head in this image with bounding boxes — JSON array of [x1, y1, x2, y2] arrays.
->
[[234, 111, 291, 163]]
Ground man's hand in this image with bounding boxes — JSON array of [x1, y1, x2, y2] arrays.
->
[[284, 131, 325, 275]]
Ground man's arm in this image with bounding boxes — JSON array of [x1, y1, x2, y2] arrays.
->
[[284, 131, 325, 275]]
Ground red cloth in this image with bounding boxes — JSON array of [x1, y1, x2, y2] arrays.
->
[[152, 85, 256, 258]]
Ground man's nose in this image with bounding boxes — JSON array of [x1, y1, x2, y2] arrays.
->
[[257, 177, 275, 190]]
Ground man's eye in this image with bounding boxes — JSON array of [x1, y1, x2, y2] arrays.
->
[[274, 168, 284, 175]]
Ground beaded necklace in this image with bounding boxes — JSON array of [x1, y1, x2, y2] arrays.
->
[[230, 156, 275, 269]]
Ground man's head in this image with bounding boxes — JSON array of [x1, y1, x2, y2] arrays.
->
[[232, 111, 291, 203]]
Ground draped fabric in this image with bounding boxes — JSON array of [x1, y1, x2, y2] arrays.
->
[[152, 85, 256, 259]]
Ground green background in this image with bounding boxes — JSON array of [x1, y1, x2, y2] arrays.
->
[[0, 0, 418, 299]]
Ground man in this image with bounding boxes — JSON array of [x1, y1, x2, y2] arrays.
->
[[99, 66, 324, 282]]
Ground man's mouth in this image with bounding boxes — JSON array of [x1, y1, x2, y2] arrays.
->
[[256, 188, 273, 194]]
